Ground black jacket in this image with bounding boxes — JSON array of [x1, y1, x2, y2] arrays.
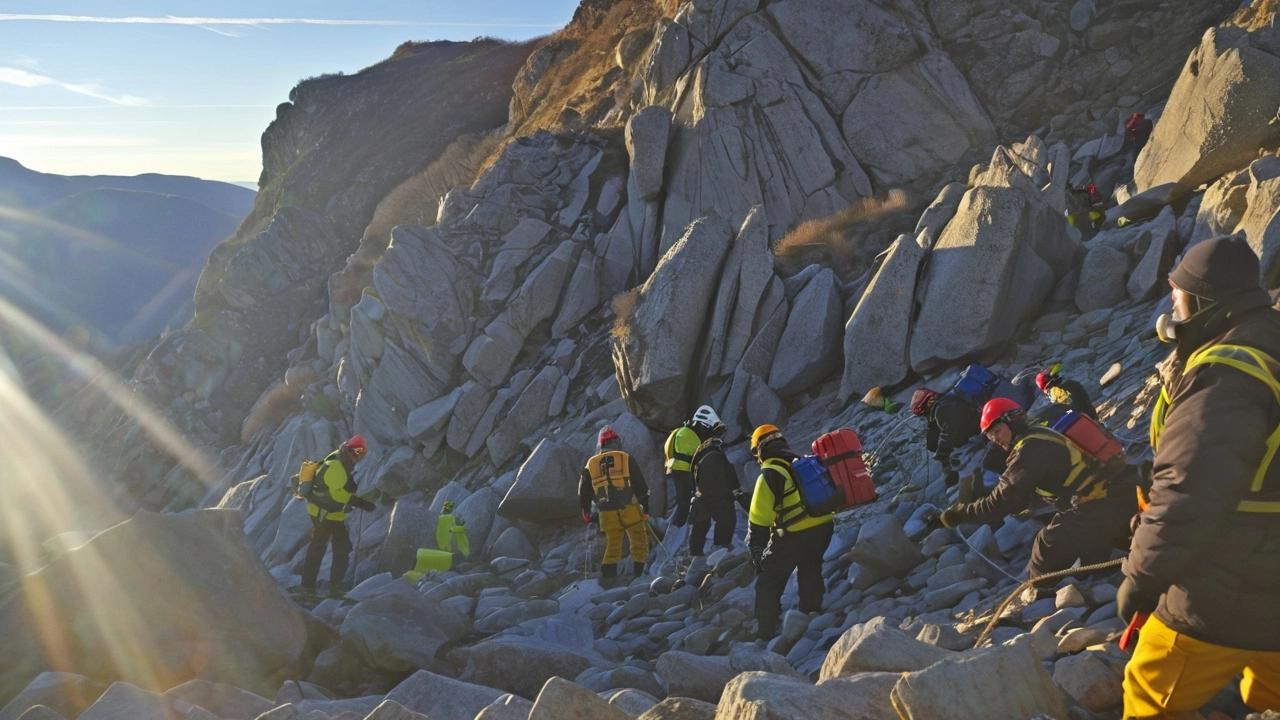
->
[[927, 393, 981, 463], [961, 431, 1075, 524], [1126, 300, 1280, 650], [690, 438, 740, 505]]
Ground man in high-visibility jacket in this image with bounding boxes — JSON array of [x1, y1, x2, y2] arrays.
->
[[746, 425, 833, 641], [1120, 236, 1280, 716], [579, 426, 650, 579], [939, 399, 1135, 581], [298, 434, 376, 593], [664, 417, 701, 527]]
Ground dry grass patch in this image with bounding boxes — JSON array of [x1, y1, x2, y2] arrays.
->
[[772, 190, 910, 276], [610, 288, 640, 342]]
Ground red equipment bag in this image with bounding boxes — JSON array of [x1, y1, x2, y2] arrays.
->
[[1051, 411, 1124, 464], [812, 429, 877, 507]]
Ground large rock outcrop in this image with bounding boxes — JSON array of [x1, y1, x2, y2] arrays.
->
[[910, 140, 1080, 370], [614, 217, 735, 429], [1135, 24, 1280, 197]]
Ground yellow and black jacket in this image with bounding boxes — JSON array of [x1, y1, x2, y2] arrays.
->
[[305, 450, 358, 521], [1128, 302, 1280, 650], [960, 426, 1125, 525], [747, 449, 833, 548]]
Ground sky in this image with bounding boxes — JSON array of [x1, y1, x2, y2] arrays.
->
[[0, 1, 579, 184]]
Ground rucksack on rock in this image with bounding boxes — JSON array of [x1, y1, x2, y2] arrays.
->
[[951, 364, 1002, 406]]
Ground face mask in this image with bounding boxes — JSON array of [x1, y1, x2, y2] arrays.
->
[[1155, 312, 1180, 344]]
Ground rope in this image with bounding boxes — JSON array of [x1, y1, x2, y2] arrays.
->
[[974, 556, 1125, 648], [957, 527, 1024, 584]]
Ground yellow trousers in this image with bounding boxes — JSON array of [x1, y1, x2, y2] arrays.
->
[[599, 504, 648, 566], [1123, 614, 1280, 717]]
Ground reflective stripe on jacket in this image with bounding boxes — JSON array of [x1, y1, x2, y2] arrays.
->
[[1011, 426, 1110, 501], [1151, 343, 1280, 512]]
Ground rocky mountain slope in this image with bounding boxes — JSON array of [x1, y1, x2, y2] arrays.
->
[[8, 0, 1280, 718], [0, 159, 254, 347]]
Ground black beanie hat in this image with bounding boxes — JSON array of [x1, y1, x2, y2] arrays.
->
[[1168, 234, 1261, 301]]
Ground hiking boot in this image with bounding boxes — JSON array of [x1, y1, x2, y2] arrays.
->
[[633, 561, 646, 577]]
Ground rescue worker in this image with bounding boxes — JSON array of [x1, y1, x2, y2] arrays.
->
[[912, 387, 980, 487], [664, 416, 702, 528], [747, 425, 834, 641], [1125, 112, 1154, 157], [298, 435, 377, 594], [686, 406, 744, 556], [939, 399, 1136, 581], [1034, 363, 1099, 421], [579, 426, 650, 579], [436, 501, 470, 557], [1119, 235, 1280, 716]]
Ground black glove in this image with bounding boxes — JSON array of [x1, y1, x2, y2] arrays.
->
[[349, 496, 376, 512], [939, 505, 967, 529], [749, 546, 765, 573], [732, 489, 751, 512], [1116, 577, 1159, 623], [944, 469, 961, 488]]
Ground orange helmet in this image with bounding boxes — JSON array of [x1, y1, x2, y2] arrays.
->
[[980, 398, 1024, 433], [750, 424, 782, 456], [910, 388, 938, 416]]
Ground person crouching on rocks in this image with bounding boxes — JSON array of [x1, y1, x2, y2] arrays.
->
[[579, 425, 650, 581], [746, 425, 833, 641], [298, 434, 377, 596], [939, 400, 1136, 584]]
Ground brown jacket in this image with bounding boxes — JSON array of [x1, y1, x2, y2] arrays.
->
[[1126, 303, 1280, 650]]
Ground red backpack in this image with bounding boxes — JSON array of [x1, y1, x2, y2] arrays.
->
[[812, 429, 877, 507]]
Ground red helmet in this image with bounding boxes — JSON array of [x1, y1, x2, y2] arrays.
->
[[598, 426, 619, 446], [910, 388, 938, 416], [346, 434, 367, 456], [980, 398, 1024, 433], [1035, 370, 1053, 392]]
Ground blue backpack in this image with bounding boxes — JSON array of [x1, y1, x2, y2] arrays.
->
[[951, 364, 1001, 407], [789, 456, 845, 518]]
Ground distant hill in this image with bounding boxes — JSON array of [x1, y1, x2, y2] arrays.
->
[[0, 158, 254, 347]]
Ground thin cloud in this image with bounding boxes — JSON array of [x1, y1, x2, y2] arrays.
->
[[0, 14, 558, 28], [0, 67, 149, 106]]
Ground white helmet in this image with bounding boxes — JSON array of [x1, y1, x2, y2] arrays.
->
[[691, 405, 721, 429]]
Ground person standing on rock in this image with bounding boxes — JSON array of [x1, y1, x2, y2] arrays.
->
[[939, 399, 1136, 581], [1118, 236, 1280, 716], [298, 434, 377, 595], [911, 388, 980, 487], [663, 416, 702, 528], [580, 425, 650, 580], [746, 425, 834, 641], [1034, 363, 1099, 421], [686, 406, 744, 556]]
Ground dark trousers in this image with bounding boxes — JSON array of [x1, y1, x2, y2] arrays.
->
[[689, 496, 737, 556], [300, 517, 352, 590], [755, 521, 834, 640], [1028, 491, 1137, 580], [669, 471, 693, 527]]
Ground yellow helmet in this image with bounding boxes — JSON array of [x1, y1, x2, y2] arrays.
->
[[750, 424, 782, 455]]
